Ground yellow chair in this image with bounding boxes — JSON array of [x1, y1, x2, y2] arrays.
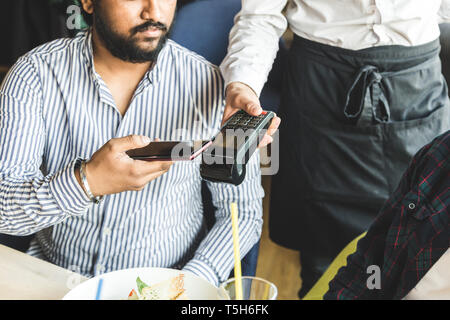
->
[[302, 232, 367, 300]]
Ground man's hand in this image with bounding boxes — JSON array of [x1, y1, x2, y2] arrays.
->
[[223, 82, 281, 148], [76, 135, 173, 197]]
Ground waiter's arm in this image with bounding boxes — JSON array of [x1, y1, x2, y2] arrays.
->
[[219, 0, 286, 146], [439, 0, 450, 23]]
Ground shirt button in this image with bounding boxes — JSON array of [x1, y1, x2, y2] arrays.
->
[[97, 264, 105, 273], [408, 203, 416, 210], [366, 5, 377, 14]]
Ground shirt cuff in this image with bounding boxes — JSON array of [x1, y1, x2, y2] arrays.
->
[[182, 258, 220, 287], [439, 16, 450, 23], [48, 158, 92, 216], [220, 66, 268, 99]]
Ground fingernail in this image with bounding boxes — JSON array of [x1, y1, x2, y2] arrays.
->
[[249, 105, 260, 114]]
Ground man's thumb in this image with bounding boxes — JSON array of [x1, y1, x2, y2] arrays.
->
[[118, 135, 151, 151], [139, 135, 151, 145], [246, 102, 262, 116]]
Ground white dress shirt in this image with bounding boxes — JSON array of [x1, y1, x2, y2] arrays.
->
[[220, 0, 450, 97]]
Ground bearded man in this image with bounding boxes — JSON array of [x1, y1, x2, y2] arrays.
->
[[0, 0, 271, 286]]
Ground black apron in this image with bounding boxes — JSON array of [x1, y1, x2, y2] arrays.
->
[[269, 35, 450, 293]]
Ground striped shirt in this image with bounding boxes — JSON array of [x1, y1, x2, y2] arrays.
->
[[0, 29, 264, 286]]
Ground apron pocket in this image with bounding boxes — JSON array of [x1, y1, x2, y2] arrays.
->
[[298, 111, 387, 203], [382, 104, 449, 192], [297, 104, 449, 203]]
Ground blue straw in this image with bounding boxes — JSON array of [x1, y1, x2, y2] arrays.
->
[[95, 278, 104, 300]]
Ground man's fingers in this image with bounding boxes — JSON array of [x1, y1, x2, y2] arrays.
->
[[244, 102, 262, 116], [258, 134, 274, 148], [132, 160, 173, 176], [221, 101, 262, 126], [131, 170, 170, 190], [267, 116, 281, 137], [142, 169, 169, 184], [110, 134, 151, 153], [258, 116, 280, 148], [233, 96, 261, 116], [222, 82, 262, 125]]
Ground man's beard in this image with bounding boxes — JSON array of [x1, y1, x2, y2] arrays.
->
[[93, 5, 170, 63]]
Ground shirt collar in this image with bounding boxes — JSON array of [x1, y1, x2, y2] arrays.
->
[[82, 28, 168, 86], [82, 28, 94, 70], [145, 39, 170, 85]]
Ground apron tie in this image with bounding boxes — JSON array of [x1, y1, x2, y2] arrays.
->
[[343, 57, 439, 126], [344, 65, 390, 126]]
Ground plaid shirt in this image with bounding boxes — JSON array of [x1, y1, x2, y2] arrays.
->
[[325, 131, 450, 300]]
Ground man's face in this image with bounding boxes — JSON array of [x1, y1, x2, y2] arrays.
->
[[89, 0, 177, 63]]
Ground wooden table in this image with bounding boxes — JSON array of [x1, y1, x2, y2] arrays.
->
[[0, 244, 87, 300]]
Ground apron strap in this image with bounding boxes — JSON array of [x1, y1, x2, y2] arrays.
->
[[343, 57, 439, 126], [344, 65, 390, 126]]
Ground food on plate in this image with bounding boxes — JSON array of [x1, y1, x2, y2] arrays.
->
[[128, 274, 187, 300]]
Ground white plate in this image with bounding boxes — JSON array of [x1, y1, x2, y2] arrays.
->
[[62, 267, 229, 300]]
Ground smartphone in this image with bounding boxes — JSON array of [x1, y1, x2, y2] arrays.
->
[[126, 140, 212, 161]]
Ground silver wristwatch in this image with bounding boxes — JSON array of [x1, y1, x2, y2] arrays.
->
[[79, 160, 103, 204]]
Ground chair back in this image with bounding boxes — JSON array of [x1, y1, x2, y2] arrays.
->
[[439, 23, 450, 87], [171, 0, 287, 111]]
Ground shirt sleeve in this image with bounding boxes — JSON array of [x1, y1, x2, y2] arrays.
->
[[439, 0, 450, 23], [0, 57, 92, 236], [219, 0, 288, 97], [183, 151, 265, 286], [323, 141, 432, 300]]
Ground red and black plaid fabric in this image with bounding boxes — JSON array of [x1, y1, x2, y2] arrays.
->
[[325, 130, 450, 300]]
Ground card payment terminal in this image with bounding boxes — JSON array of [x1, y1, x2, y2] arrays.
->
[[200, 110, 275, 185]]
